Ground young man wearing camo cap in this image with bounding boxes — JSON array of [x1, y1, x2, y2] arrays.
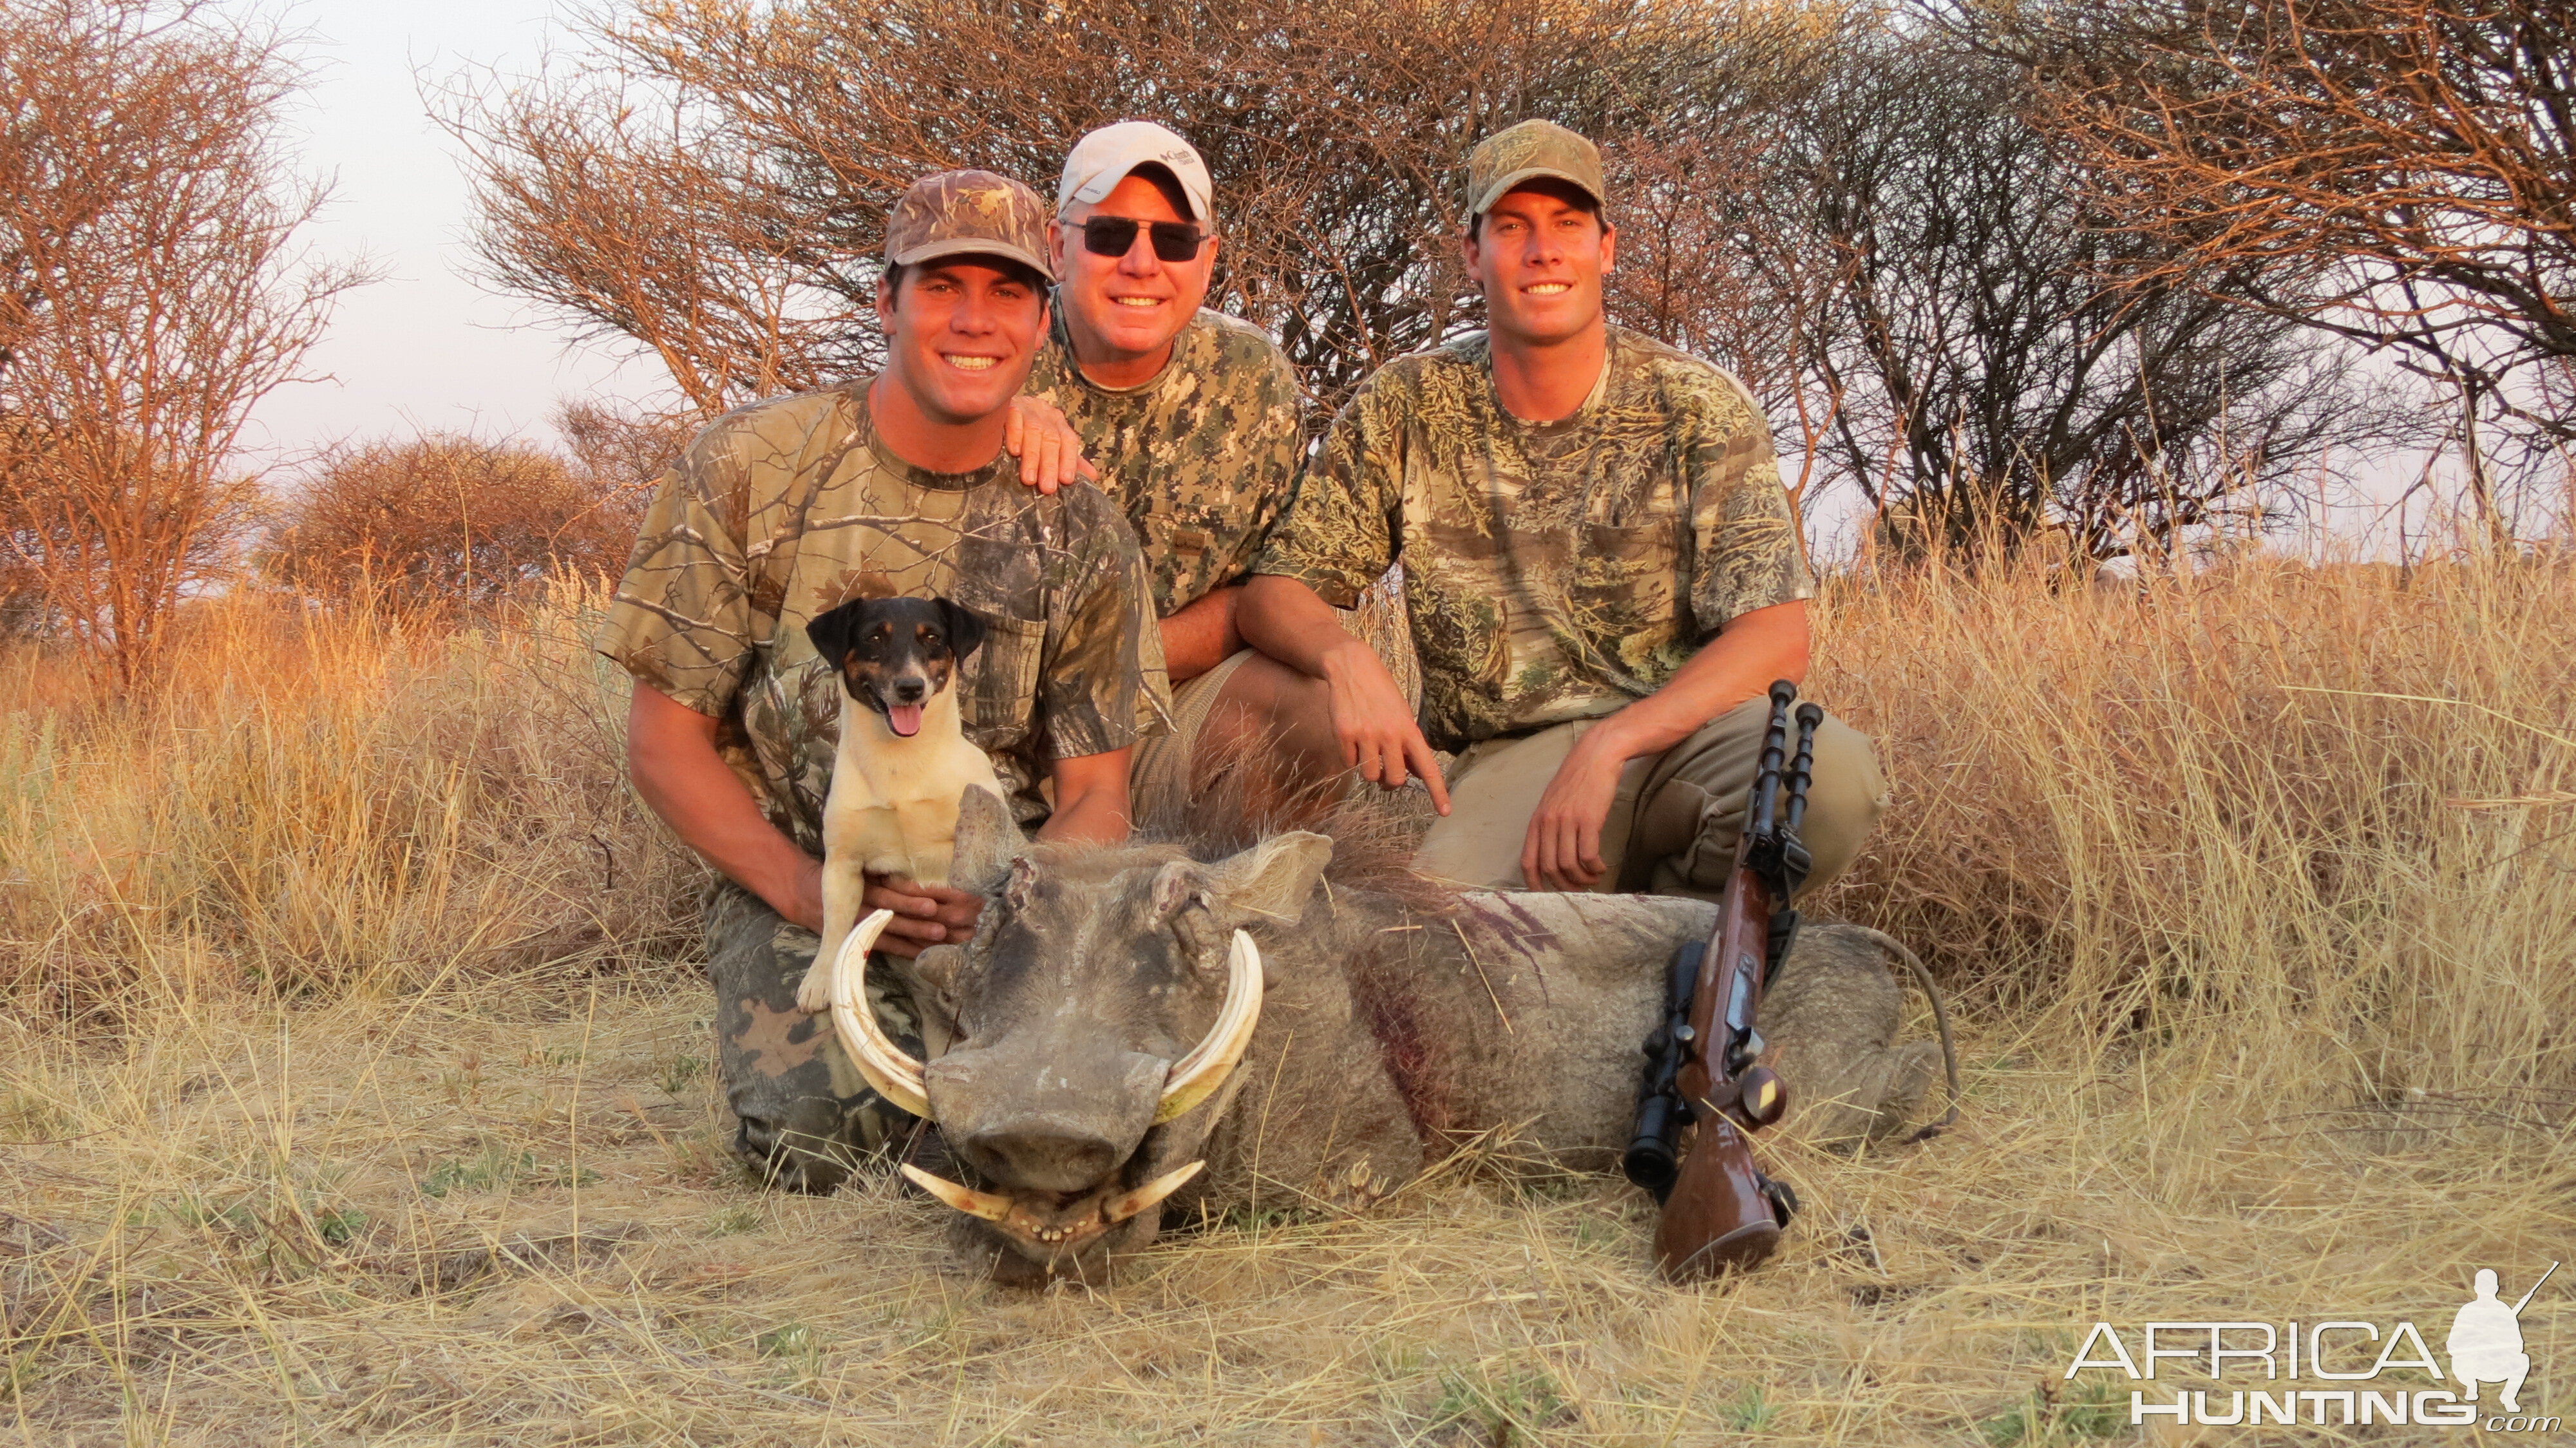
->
[[1236, 120, 1889, 903], [1016, 120, 1305, 815], [601, 169, 1168, 1192]]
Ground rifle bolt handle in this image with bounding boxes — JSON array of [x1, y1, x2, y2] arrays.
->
[[1674, 1024, 1696, 1043]]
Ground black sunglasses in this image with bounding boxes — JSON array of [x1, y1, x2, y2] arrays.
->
[[1075, 215, 1209, 262]]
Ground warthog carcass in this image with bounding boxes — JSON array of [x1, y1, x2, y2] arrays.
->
[[817, 788, 1941, 1284]]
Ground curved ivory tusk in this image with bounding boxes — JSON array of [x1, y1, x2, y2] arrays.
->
[[1153, 929, 1264, 1124], [898, 1163, 1014, 1222], [828, 909, 931, 1118], [1103, 1159, 1206, 1224]]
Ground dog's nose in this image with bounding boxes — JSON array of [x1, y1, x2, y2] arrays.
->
[[891, 678, 927, 704]]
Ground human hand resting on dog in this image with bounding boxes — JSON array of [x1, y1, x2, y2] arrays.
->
[[863, 872, 983, 958]]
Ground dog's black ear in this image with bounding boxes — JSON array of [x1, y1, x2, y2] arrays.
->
[[936, 597, 989, 663], [805, 599, 862, 667]]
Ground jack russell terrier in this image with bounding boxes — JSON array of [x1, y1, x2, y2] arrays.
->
[[795, 594, 1003, 1015]]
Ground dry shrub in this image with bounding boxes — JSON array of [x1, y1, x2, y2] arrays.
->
[[264, 433, 647, 613], [1, 556, 2569, 1442]]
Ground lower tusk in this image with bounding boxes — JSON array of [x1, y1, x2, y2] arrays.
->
[[1103, 1159, 1206, 1224], [828, 910, 931, 1118], [899, 1163, 1014, 1222]]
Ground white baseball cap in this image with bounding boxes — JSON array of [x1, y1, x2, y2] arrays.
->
[[1057, 120, 1214, 223]]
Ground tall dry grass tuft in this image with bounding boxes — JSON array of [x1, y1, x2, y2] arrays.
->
[[1, 581, 698, 1023], [2, 553, 2568, 1443], [1814, 550, 2576, 1112]]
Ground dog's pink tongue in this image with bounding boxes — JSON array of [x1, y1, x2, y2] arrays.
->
[[887, 703, 923, 738]]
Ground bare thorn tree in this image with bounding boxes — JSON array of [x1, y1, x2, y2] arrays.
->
[[438, 0, 1825, 419], [0, 0, 364, 681], [1958, 0, 2575, 539]]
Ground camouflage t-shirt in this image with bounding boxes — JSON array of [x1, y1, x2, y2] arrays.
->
[[597, 380, 1171, 843], [1023, 308, 1302, 615], [1255, 325, 1814, 752]]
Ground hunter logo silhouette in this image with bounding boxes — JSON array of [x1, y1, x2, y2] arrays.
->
[[2450, 1262, 2554, 1414]]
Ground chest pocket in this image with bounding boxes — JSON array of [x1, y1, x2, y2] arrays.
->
[[961, 611, 1046, 745], [1569, 517, 1687, 683], [1139, 499, 1230, 598]]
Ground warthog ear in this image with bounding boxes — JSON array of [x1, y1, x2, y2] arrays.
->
[[1203, 831, 1334, 928], [949, 784, 1026, 893]]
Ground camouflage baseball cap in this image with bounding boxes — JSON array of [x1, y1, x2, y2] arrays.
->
[[1464, 119, 1606, 218], [884, 169, 1057, 283]]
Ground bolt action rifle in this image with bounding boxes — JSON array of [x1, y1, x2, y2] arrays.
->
[[1623, 680, 1820, 1280]]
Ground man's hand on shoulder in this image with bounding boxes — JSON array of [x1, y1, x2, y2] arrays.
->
[[862, 872, 982, 958], [1004, 395, 1097, 495], [1522, 725, 1627, 891]]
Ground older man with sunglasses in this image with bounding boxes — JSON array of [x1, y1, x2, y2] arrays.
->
[[1016, 122, 1305, 818]]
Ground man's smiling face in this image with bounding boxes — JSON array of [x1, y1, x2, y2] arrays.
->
[[1465, 179, 1615, 349], [1050, 171, 1217, 376], [876, 257, 1048, 426]]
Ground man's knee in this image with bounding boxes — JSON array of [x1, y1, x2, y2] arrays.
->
[[704, 885, 888, 1193], [1635, 704, 1886, 899]]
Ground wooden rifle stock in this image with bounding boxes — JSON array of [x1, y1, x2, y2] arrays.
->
[[1628, 682, 1817, 1282], [1650, 853, 1783, 1277]]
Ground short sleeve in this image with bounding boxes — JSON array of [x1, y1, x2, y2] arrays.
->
[[1040, 493, 1173, 759], [1683, 370, 1815, 638], [594, 436, 756, 716], [1251, 379, 1401, 608]]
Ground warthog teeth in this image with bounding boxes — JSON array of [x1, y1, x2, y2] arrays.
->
[[898, 1163, 1012, 1222], [1103, 1159, 1207, 1224]]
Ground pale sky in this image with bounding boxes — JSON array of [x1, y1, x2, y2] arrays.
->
[[242, 1, 663, 466]]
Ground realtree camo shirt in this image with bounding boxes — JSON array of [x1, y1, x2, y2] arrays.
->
[[1022, 308, 1302, 614], [1255, 326, 1814, 752], [597, 381, 1171, 841]]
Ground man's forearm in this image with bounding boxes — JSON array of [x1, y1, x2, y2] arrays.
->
[[1159, 584, 1242, 683], [1039, 747, 1134, 844], [1586, 600, 1812, 763], [1240, 573, 1374, 680], [626, 684, 821, 928]]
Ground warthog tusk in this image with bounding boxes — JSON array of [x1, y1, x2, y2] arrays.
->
[[898, 1163, 1013, 1221], [1153, 929, 1263, 1123], [1103, 1159, 1206, 1224], [828, 910, 930, 1118]]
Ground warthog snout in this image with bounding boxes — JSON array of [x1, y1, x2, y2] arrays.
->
[[927, 1045, 1166, 1194]]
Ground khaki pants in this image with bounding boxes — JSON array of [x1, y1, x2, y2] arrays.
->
[[1413, 695, 1888, 900], [1128, 647, 1255, 825]]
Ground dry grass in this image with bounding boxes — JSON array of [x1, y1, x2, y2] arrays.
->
[[4, 558, 2571, 1445]]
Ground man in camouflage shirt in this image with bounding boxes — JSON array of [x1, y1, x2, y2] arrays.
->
[[1016, 121, 1304, 814], [1236, 120, 1888, 900], [600, 170, 1169, 1192]]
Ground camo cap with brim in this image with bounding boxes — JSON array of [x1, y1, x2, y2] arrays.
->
[[1465, 119, 1607, 218], [886, 169, 1057, 283]]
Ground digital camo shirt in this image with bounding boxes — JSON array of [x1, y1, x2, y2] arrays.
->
[[598, 380, 1171, 841], [1023, 308, 1303, 615], [1255, 325, 1814, 752]]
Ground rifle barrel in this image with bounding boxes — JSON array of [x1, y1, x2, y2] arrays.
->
[[2510, 1260, 2559, 1315]]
